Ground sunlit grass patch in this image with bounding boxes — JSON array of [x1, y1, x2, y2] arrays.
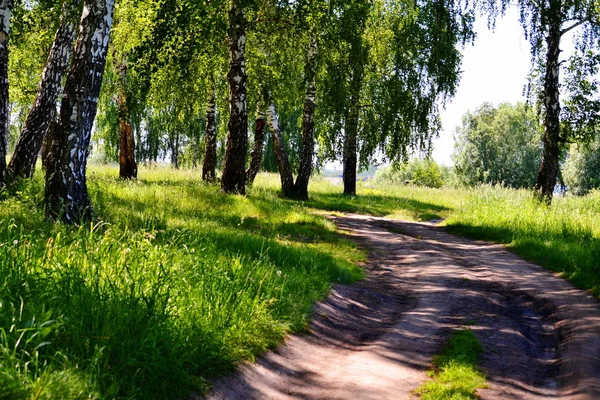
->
[[0, 165, 363, 399], [444, 186, 600, 296], [415, 329, 487, 399]]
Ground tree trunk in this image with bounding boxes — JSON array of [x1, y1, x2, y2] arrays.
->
[[343, 104, 359, 196], [295, 34, 318, 200], [117, 58, 137, 179], [535, 0, 562, 204], [0, 0, 12, 186], [221, 0, 248, 194], [45, 0, 115, 223], [268, 104, 296, 198], [245, 106, 266, 186], [171, 131, 179, 169], [192, 129, 199, 169], [8, 0, 80, 179], [202, 87, 217, 182]]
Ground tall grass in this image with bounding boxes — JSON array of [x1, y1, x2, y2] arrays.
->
[[445, 187, 600, 296], [414, 329, 487, 399], [2, 167, 599, 398], [0, 167, 363, 399]]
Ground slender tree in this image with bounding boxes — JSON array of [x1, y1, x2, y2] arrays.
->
[[268, 102, 296, 198], [342, 28, 367, 196], [45, 0, 115, 222], [221, 0, 248, 194], [294, 33, 318, 200], [117, 57, 137, 179], [484, 0, 600, 203], [245, 103, 266, 185], [202, 86, 217, 182], [8, 0, 81, 179], [322, 0, 474, 196], [0, 0, 12, 186]]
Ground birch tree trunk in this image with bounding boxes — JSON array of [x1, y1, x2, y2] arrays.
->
[[343, 102, 359, 196], [268, 104, 295, 198], [245, 106, 266, 186], [171, 131, 179, 169], [535, 0, 562, 204], [202, 87, 217, 182], [0, 0, 12, 186], [8, 0, 80, 179], [295, 35, 318, 200], [45, 0, 115, 223], [117, 58, 137, 179], [221, 0, 248, 194]]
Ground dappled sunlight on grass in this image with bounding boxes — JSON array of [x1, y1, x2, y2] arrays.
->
[[0, 166, 363, 399], [2, 166, 599, 399]]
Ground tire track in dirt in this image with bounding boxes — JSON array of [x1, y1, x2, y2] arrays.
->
[[204, 214, 600, 400]]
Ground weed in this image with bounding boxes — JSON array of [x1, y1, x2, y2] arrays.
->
[[414, 329, 487, 399]]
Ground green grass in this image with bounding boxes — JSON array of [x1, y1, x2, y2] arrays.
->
[[2, 167, 600, 399], [444, 186, 600, 297], [0, 167, 364, 399], [414, 329, 487, 399]]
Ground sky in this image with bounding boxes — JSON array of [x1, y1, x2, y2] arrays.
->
[[432, 7, 532, 166]]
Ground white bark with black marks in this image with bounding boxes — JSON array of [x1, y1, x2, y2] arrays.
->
[[9, 0, 81, 179], [202, 87, 217, 182], [535, 0, 562, 204], [0, 0, 12, 186], [268, 104, 295, 198], [221, 0, 248, 194], [295, 34, 318, 200], [246, 106, 266, 186], [45, 0, 115, 223]]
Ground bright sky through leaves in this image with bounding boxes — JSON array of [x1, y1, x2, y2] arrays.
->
[[433, 7, 531, 165]]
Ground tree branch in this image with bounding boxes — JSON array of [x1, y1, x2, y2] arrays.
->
[[560, 19, 587, 36]]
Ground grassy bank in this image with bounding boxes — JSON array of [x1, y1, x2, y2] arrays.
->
[[444, 187, 600, 297], [0, 167, 364, 399], [1, 167, 598, 398]]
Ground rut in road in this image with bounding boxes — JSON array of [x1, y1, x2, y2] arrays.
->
[[205, 214, 600, 400]]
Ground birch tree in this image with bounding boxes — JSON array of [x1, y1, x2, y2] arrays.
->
[[221, 0, 248, 194], [484, 0, 600, 203], [321, 0, 474, 196], [253, 0, 322, 199], [8, 0, 81, 180], [203, 86, 218, 182], [116, 56, 137, 178], [45, 0, 115, 222], [0, 0, 12, 186], [245, 102, 266, 185]]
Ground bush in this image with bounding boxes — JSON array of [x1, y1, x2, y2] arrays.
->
[[374, 159, 445, 188]]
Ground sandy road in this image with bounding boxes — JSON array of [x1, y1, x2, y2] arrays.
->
[[206, 214, 600, 400]]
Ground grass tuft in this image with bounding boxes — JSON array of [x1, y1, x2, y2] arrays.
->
[[415, 329, 487, 399]]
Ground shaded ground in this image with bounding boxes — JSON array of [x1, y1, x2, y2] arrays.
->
[[205, 214, 600, 400]]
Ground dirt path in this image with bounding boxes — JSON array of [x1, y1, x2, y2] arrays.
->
[[205, 214, 600, 400]]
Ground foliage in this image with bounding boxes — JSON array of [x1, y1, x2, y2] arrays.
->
[[415, 329, 487, 400], [453, 102, 542, 189], [563, 138, 600, 196], [8, 0, 63, 147], [374, 159, 445, 188], [482, 0, 600, 145]]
